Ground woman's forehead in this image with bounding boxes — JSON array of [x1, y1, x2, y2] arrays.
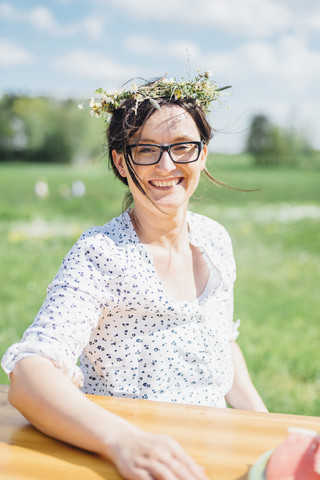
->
[[137, 105, 199, 140]]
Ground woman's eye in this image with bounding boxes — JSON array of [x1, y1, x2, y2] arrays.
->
[[173, 144, 191, 152], [137, 146, 157, 154]]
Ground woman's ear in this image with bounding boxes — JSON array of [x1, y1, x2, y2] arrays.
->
[[112, 150, 127, 177], [200, 144, 208, 171]]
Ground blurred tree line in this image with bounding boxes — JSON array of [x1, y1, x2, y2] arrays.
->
[[0, 95, 104, 163], [0, 95, 317, 166], [246, 114, 315, 167]]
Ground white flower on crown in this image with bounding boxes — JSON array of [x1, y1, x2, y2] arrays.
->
[[129, 84, 139, 93], [162, 77, 175, 84]]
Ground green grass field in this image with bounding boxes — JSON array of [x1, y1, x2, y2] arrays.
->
[[0, 155, 319, 416]]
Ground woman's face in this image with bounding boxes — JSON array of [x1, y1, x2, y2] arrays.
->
[[113, 104, 208, 214]]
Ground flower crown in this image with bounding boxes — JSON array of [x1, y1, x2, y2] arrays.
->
[[79, 71, 231, 119]]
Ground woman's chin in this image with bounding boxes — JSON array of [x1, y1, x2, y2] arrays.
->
[[151, 194, 188, 213], [148, 186, 192, 211]]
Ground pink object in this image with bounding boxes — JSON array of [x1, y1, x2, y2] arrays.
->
[[266, 428, 320, 480]]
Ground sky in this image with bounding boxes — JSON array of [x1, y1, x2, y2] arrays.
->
[[0, 0, 319, 153]]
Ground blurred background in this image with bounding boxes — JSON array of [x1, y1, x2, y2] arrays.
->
[[0, 0, 319, 416], [1, 0, 320, 155]]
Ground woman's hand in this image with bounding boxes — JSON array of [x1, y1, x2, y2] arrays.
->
[[107, 425, 209, 480]]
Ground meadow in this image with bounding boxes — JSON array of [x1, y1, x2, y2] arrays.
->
[[0, 154, 319, 416]]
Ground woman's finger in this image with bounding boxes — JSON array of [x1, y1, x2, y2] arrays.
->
[[161, 436, 209, 480]]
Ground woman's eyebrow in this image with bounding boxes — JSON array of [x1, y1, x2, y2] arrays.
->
[[133, 136, 198, 144]]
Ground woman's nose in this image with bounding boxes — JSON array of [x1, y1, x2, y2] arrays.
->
[[156, 150, 176, 172]]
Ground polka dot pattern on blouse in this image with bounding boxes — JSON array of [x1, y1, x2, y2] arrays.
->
[[1, 210, 240, 408]]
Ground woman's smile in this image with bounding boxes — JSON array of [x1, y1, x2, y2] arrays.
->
[[148, 177, 183, 189]]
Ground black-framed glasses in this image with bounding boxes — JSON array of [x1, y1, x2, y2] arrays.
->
[[125, 141, 203, 166]]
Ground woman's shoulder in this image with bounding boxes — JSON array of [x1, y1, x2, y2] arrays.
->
[[187, 210, 231, 243], [61, 211, 134, 270], [188, 211, 236, 279], [77, 211, 133, 247]]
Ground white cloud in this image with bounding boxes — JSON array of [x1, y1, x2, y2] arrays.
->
[[305, 8, 320, 31], [184, 33, 320, 151], [94, 0, 320, 39], [0, 39, 35, 66], [81, 16, 105, 40], [27, 6, 75, 35], [102, 0, 291, 37], [0, 2, 105, 39], [0, 2, 15, 18], [198, 35, 320, 92], [125, 35, 200, 59], [52, 50, 138, 82], [28, 8, 105, 39], [123, 33, 320, 92]]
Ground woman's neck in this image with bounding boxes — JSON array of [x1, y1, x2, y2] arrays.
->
[[129, 204, 210, 303], [129, 204, 190, 250]]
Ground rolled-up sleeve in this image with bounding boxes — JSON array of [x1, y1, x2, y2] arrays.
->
[[1, 230, 109, 386]]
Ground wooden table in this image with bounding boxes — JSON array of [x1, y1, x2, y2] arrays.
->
[[0, 384, 319, 479]]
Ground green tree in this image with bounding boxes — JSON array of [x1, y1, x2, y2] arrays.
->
[[0, 95, 19, 160], [246, 114, 275, 165], [12, 96, 72, 163], [0, 95, 104, 163], [246, 114, 312, 166]]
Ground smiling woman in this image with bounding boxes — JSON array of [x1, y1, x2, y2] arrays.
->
[[2, 73, 267, 480]]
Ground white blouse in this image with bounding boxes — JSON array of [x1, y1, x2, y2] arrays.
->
[[2, 210, 240, 408]]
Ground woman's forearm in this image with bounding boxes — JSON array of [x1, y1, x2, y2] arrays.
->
[[225, 341, 268, 412], [8, 355, 132, 457], [8, 355, 208, 480]]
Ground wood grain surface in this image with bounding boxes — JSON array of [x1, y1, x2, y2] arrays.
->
[[0, 385, 319, 479]]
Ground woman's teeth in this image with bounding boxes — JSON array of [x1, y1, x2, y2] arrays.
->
[[150, 179, 180, 187]]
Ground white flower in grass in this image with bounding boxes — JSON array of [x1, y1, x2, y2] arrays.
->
[[34, 179, 49, 199]]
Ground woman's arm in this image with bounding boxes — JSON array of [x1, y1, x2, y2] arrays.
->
[[225, 341, 268, 412], [9, 355, 208, 480]]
